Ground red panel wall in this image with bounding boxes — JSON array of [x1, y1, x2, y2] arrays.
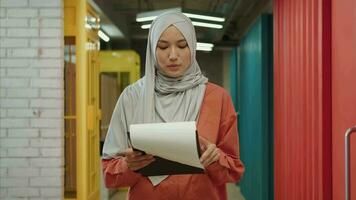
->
[[332, 0, 356, 199], [273, 0, 331, 199]]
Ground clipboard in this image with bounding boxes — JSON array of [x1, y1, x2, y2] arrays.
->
[[127, 131, 204, 176]]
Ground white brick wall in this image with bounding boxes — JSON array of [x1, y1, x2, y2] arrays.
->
[[8, 28, 39, 37], [29, 0, 60, 7], [0, 18, 28, 27], [40, 9, 61, 17], [8, 168, 40, 177], [7, 68, 39, 77], [40, 28, 61, 37], [7, 8, 37, 18], [8, 188, 40, 197], [0, 8, 6, 18], [0, 0, 64, 199], [40, 168, 62, 176], [1, 99, 29, 108], [1, 78, 30, 88], [40, 89, 62, 98], [0, 68, 6, 77], [31, 78, 62, 88], [8, 129, 39, 138], [31, 38, 62, 48], [1, 0, 28, 7], [1, 38, 29, 47]]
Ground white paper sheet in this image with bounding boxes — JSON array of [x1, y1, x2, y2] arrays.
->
[[129, 121, 203, 169]]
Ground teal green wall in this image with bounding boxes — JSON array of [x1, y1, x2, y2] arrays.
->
[[237, 14, 274, 200], [229, 47, 238, 110]]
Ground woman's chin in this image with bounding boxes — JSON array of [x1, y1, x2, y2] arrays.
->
[[167, 72, 184, 78], [162, 70, 183, 78]]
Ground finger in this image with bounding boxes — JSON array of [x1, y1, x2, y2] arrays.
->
[[130, 163, 151, 171], [200, 143, 207, 152], [128, 158, 155, 171], [127, 158, 154, 166], [200, 144, 216, 163], [126, 154, 154, 163], [201, 148, 216, 166], [125, 148, 133, 154], [126, 150, 143, 159], [114, 148, 133, 157], [200, 145, 214, 163], [202, 146, 219, 166], [203, 154, 219, 167], [123, 148, 135, 157], [203, 150, 220, 166]]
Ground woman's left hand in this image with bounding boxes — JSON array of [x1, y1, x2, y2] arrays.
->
[[199, 136, 220, 167]]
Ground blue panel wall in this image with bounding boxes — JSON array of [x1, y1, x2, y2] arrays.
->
[[229, 47, 238, 110], [238, 14, 274, 200]]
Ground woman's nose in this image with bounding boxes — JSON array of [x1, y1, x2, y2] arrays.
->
[[168, 47, 178, 60]]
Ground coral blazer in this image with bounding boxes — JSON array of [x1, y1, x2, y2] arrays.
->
[[102, 83, 244, 200]]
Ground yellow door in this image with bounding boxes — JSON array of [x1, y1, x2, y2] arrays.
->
[[98, 50, 141, 149], [64, 0, 101, 199], [98, 50, 140, 198], [86, 39, 100, 200], [99, 51, 141, 81]]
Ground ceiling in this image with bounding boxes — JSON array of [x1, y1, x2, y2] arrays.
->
[[92, 0, 272, 49]]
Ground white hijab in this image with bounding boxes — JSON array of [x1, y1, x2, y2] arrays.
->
[[102, 11, 208, 186]]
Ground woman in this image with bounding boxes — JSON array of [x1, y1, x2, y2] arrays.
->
[[102, 11, 244, 200]]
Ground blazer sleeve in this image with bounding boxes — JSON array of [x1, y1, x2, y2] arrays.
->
[[205, 91, 245, 185], [102, 157, 143, 188]]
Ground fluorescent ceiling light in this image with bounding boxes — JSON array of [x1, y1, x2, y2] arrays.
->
[[183, 13, 224, 22], [192, 21, 223, 29], [85, 15, 100, 30], [137, 12, 224, 23], [136, 16, 157, 22], [197, 42, 214, 48], [98, 30, 110, 42], [141, 21, 222, 29], [197, 46, 213, 51], [197, 42, 214, 51], [87, 0, 125, 39], [136, 8, 181, 22], [85, 16, 97, 23], [141, 24, 151, 29]]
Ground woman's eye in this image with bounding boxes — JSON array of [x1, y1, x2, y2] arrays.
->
[[178, 42, 188, 49], [158, 46, 168, 50], [178, 44, 188, 49]]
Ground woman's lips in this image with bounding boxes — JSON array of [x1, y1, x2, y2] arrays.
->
[[167, 64, 180, 67], [166, 64, 180, 71]]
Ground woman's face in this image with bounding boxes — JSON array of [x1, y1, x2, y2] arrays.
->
[[156, 25, 191, 78]]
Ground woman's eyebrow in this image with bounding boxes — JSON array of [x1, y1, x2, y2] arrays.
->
[[157, 40, 168, 43], [157, 39, 186, 43]]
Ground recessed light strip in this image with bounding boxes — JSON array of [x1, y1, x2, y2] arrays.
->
[[136, 13, 225, 23], [183, 13, 225, 22], [98, 30, 110, 42], [141, 21, 222, 29], [197, 42, 214, 48], [141, 24, 152, 29], [197, 46, 213, 51], [136, 16, 157, 22], [192, 21, 223, 29]]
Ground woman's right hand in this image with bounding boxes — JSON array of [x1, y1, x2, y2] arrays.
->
[[123, 148, 155, 171]]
